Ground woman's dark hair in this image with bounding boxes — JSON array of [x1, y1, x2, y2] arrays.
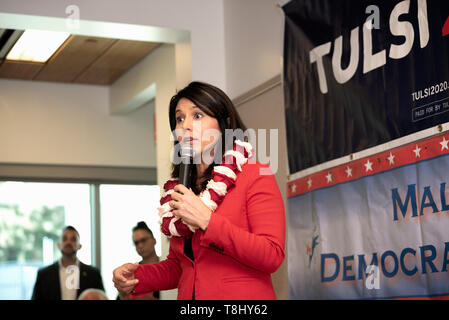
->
[[169, 81, 247, 194], [132, 221, 154, 238]]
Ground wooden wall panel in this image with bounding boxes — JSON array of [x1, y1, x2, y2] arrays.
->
[[74, 40, 159, 85], [34, 35, 117, 83], [0, 33, 159, 85], [0, 60, 43, 80]]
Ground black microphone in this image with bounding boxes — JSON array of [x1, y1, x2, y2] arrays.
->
[[178, 144, 195, 189], [178, 144, 195, 254]]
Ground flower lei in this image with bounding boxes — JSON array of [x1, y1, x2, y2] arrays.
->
[[158, 140, 254, 238]]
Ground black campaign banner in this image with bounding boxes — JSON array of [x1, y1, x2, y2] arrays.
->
[[283, 0, 449, 174]]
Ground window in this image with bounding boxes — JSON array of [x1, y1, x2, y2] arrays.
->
[[0, 182, 91, 299], [0, 181, 161, 300], [99, 185, 161, 300]]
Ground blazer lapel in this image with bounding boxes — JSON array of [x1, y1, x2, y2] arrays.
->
[[78, 262, 89, 298], [51, 262, 62, 300]]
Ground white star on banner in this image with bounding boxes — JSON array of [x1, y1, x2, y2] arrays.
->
[[345, 166, 353, 177], [440, 137, 449, 151], [413, 145, 421, 158], [307, 178, 312, 189], [364, 159, 373, 172], [291, 183, 297, 193], [387, 152, 395, 165], [325, 172, 333, 183]]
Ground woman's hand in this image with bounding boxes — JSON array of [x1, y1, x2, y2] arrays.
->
[[170, 184, 212, 231], [112, 262, 140, 299]]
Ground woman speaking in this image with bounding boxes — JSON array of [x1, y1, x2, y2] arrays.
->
[[112, 81, 285, 300]]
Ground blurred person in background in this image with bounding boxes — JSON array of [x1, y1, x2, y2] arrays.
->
[[31, 225, 104, 300], [117, 221, 160, 300]]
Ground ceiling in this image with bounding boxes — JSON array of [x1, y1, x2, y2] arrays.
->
[[0, 29, 160, 85]]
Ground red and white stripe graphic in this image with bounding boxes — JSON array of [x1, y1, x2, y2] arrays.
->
[[287, 131, 449, 198]]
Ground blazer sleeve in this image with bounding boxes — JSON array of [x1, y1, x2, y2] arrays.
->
[[92, 267, 105, 291], [200, 163, 286, 274], [131, 244, 182, 296], [31, 269, 43, 300]]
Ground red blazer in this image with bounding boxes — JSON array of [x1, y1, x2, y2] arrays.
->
[[132, 161, 285, 300]]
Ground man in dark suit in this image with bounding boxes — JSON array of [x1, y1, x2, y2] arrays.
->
[[31, 226, 105, 300]]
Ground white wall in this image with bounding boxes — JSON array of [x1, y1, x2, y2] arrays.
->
[[0, 79, 156, 167], [109, 43, 177, 180], [223, 0, 284, 99]]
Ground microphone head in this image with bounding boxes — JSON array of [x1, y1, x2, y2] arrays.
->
[[178, 145, 195, 187], [180, 144, 195, 159]]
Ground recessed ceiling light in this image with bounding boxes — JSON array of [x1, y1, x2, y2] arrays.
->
[[6, 29, 70, 63]]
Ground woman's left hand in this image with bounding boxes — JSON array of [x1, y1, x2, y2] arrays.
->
[[170, 184, 212, 231]]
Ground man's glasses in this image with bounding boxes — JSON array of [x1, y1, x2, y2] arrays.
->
[[134, 237, 151, 247]]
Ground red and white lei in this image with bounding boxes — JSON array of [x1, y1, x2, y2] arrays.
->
[[158, 140, 253, 238]]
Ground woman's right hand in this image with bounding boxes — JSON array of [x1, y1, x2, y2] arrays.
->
[[112, 262, 140, 299]]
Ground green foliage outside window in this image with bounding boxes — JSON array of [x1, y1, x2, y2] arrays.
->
[[0, 204, 65, 262]]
